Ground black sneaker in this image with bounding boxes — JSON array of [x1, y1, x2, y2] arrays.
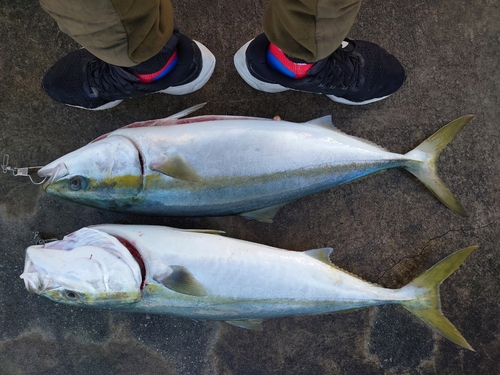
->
[[234, 33, 406, 105], [42, 31, 215, 110]]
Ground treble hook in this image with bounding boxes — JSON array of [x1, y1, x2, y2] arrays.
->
[[2, 154, 48, 185]]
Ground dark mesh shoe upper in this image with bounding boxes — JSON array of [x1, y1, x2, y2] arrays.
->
[[246, 34, 406, 103], [42, 31, 203, 109]]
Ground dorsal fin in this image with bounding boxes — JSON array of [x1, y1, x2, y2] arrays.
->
[[306, 115, 338, 130], [304, 247, 382, 287], [304, 248, 334, 265], [153, 265, 207, 296], [167, 103, 207, 119], [305, 117, 390, 152], [182, 229, 225, 235], [121, 104, 207, 128]]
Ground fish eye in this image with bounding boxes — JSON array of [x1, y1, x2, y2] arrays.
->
[[65, 291, 79, 300], [69, 177, 82, 191]]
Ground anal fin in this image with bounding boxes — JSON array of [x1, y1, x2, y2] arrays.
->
[[225, 319, 264, 331], [239, 203, 288, 223]]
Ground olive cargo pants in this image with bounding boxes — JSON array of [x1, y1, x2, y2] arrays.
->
[[40, 0, 361, 66]]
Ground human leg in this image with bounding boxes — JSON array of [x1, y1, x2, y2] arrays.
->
[[234, 0, 405, 105], [40, 0, 215, 110], [263, 0, 361, 62], [40, 0, 175, 66]]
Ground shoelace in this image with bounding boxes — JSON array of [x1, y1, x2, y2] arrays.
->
[[84, 59, 141, 98], [305, 46, 364, 90]]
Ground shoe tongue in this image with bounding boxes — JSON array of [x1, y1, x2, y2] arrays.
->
[[283, 54, 310, 64], [305, 58, 330, 77]]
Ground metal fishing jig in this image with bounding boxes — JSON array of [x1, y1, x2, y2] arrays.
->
[[2, 154, 48, 185], [33, 231, 57, 246]]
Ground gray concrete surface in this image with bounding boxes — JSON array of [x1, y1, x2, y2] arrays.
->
[[1, 0, 499, 374]]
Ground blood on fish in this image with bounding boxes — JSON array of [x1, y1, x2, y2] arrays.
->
[[90, 132, 111, 143], [115, 237, 147, 290], [175, 116, 252, 124], [123, 120, 160, 128], [124, 115, 258, 128]]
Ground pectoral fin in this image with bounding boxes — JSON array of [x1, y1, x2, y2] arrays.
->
[[239, 203, 287, 223], [153, 265, 207, 296], [225, 319, 264, 331], [150, 154, 203, 182]]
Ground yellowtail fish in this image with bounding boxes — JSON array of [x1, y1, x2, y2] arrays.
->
[[21, 224, 475, 350], [38, 105, 473, 222]]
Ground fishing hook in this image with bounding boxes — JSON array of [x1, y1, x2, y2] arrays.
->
[[2, 154, 48, 185]]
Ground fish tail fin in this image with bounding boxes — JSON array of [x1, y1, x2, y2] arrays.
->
[[404, 115, 473, 216], [400, 245, 477, 351]]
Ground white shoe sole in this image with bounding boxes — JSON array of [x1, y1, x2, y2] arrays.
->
[[70, 100, 123, 111], [234, 40, 392, 106], [234, 41, 288, 93], [162, 41, 216, 95]]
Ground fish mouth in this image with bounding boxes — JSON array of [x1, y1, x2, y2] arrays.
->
[[38, 163, 69, 184], [20, 247, 55, 294], [20, 271, 53, 294]]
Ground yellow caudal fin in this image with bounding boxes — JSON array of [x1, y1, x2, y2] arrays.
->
[[400, 246, 477, 351], [404, 116, 473, 216]]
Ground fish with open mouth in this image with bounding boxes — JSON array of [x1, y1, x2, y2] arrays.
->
[[21, 224, 475, 350], [37, 105, 473, 222]]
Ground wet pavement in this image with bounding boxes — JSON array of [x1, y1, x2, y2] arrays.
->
[[1, 0, 499, 374]]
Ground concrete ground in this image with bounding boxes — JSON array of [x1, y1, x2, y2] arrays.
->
[[1, 0, 499, 374]]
